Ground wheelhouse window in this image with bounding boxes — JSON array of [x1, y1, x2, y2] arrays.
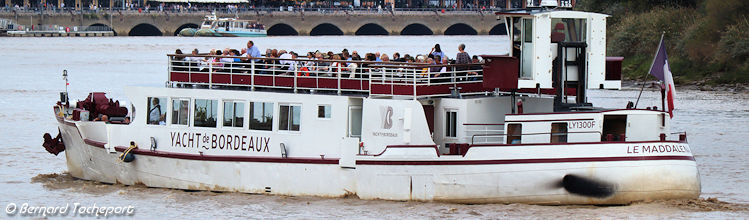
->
[[171, 98, 189, 125], [250, 102, 273, 131], [279, 104, 301, 131], [318, 105, 331, 119], [445, 111, 457, 138], [194, 99, 218, 128], [550, 18, 587, 42], [223, 101, 245, 128], [551, 122, 568, 143], [147, 97, 166, 125], [520, 18, 534, 79], [507, 124, 522, 144]]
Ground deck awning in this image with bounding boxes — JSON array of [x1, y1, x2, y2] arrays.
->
[[150, 0, 249, 3]]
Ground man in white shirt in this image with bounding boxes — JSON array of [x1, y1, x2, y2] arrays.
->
[[278, 50, 297, 73]]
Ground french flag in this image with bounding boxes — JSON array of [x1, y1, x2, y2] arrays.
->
[[649, 35, 676, 118]]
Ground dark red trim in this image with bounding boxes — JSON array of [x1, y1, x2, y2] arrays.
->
[[356, 155, 695, 166], [84, 139, 106, 148], [370, 145, 441, 157], [505, 118, 594, 123], [470, 140, 685, 147], [507, 109, 666, 116], [495, 12, 531, 16], [95, 144, 339, 164]]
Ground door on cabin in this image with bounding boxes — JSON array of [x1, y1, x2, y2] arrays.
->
[[602, 115, 627, 141]]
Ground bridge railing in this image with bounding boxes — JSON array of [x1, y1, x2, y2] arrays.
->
[[0, 6, 514, 15], [166, 54, 488, 99]]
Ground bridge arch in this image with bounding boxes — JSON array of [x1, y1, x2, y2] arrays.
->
[[129, 23, 162, 36], [489, 24, 508, 35], [355, 23, 388, 35], [174, 23, 199, 36], [444, 23, 478, 35], [267, 23, 298, 36], [86, 23, 116, 36], [400, 23, 433, 35], [309, 23, 343, 36]]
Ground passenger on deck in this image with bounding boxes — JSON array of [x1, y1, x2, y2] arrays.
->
[[380, 54, 390, 62], [455, 44, 471, 81], [329, 54, 344, 76], [430, 44, 447, 60], [351, 50, 359, 60], [93, 114, 109, 122], [278, 50, 297, 74], [430, 55, 442, 73], [467, 55, 482, 80], [173, 49, 187, 71], [341, 50, 351, 61], [392, 52, 403, 62], [219, 48, 235, 63], [246, 40, 261, 62], [187, 48, 203, 71]]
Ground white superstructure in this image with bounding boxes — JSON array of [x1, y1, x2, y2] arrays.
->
[[47, 8, 699, 205]]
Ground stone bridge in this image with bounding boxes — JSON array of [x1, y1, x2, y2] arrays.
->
[[0, 11, 508, 36]]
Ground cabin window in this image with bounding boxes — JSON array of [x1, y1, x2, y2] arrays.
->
[[250, 102, 273, 131], [523, 18, 533, 43], [602, 115, 627, 141], [507, 124, 522, 144], [171, 98, 189, 125], [551, 18, 587, 42], [551, 122, 568, 143], [318, 105, 331, 119], [445, 111, 457, 138], [520, 18, 534, 79], [147, 97, 166, 125], [194, 99, 218, 128], [223, 101, 245, 128], [349, 106, 362, 137], [279, 104, 301, 131]]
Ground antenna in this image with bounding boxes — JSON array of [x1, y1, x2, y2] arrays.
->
[[61, 69, 69, 105], [62, 69, 68, 93]]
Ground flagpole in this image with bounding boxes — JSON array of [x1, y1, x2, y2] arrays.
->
[[651, 32, 666, 111], [648, 32, 666, 77], [633, 81, 646, 108]]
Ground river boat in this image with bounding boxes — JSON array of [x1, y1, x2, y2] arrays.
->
[[45, 6, 700, 205], [179, 13, 266, 37]]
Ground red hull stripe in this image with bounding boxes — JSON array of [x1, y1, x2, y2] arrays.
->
[[83, 139, 339, 164], [356, 155, 695, 165]]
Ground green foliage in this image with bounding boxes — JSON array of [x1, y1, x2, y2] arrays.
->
[[596, 0, 749, 84], [716, 17, 749, 66], [608, 7, 697, 57]]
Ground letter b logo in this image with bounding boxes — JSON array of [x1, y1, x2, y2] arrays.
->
[[382, 106, 393, 129]]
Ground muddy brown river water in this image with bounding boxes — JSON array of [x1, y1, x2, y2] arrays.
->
[[0, 36, 747, 218]]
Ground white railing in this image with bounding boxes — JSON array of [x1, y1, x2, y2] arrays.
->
[[167, 54, 486, 98], [464, 123, 504, 144]]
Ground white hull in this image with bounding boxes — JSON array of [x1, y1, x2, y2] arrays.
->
[[58, 117, 699, 204]]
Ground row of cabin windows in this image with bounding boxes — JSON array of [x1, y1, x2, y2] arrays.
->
[[147, 97, 331, 131], [506, 122, 568, 144]]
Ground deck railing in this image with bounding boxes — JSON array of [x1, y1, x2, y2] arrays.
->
[[463, 123, 504, 144], [470, 131, 604, 145], [167, 54, 488, 99]]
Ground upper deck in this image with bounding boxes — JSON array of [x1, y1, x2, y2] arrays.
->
[[167, 54, 499, 99], [167, 9, 624, 103]]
